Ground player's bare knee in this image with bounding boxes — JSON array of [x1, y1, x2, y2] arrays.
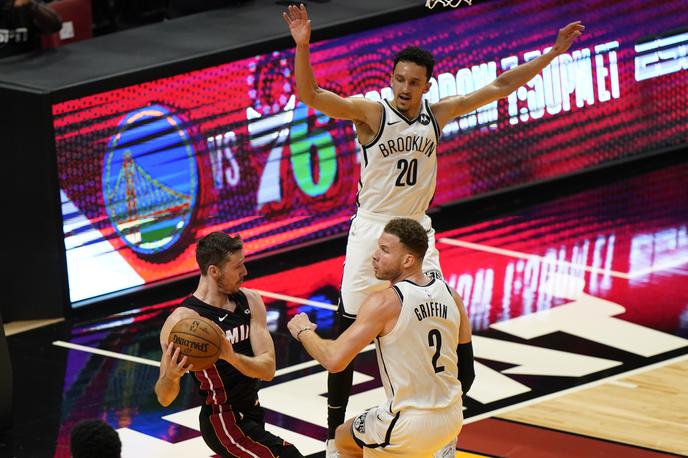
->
[[334, 421, 361, 456]]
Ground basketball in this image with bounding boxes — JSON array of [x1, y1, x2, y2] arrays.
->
[[168, 316, 224, 371]]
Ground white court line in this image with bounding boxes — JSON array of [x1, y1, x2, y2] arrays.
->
[[53, 342, 688, 430], [53, 340, 160, 367], [628, 257, 688, 278], [51, 340, 376, 377], [465, 353, 688, 424], [253, 288, 338, 311], [53, 289, 340, 370], [275, 344, 375, 377], [438, 237, 632, 279]]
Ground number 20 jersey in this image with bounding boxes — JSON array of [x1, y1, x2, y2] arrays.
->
[[376, 278, 462, 413], [356, 99, 440, 217]]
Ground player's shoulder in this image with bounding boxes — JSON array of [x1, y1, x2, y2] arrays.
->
[[168, 306, 199, 322], [349, 96, 384, 118], [160, 306, 200, 343], [359, 288, 403, 323], [347, 95, 382, 107], [370, 288, 403, 308], [239, 288, 267, 311], [239, 287, 260, 302]]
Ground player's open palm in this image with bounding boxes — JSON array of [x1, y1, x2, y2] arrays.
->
[[552, 21, 585, 54], [283, 4, 311, 46]]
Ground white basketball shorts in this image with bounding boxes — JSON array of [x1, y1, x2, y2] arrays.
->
[[351, 402, 462, 457], [339, 208, 443, 318]]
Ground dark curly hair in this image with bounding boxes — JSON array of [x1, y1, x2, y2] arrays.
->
[[70, 419, 121, 458], [196, 231, 243, 275], [384, 218, 428, 259], [393, 47, 435, 80]]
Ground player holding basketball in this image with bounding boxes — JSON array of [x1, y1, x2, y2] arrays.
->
[[283, 4, 584, 454], [288, 218, 474, 457], [154, 232, 304, 458]]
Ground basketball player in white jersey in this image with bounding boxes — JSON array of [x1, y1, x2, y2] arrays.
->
[[288, 218, 474, 457], [283, 4, 584, 453]]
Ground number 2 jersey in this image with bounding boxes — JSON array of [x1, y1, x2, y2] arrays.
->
[[357, 99, 440, 217], [376, 278, 462, 413], [180, 291, 259, 410]]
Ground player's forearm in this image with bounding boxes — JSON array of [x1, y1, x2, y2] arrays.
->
[[155, 374, 180, 407], [493, 50, 557, 98], [230, 352, 276, 381], [294, 43, 320, 106], [299, 330, 347, 373]]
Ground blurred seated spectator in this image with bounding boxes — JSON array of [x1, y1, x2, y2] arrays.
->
[[167, 0, 244, 19], [70, 419, 121, 458], [40, 0, 92, 49], [0, 0, 61, 58]]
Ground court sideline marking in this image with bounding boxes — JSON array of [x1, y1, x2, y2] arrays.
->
[[52, 331, 688, 427], [52, 341, 687, 433], [50, 340, 375, 377], [252, 288, 338, 311], [53, 289, 341, 373]]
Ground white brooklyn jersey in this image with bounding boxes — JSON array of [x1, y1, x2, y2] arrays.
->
[[375, 278, 462, 413], [357, 99, 440, 216]]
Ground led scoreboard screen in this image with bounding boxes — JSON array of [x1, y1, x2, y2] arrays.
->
[[53, 0, 688, 305]]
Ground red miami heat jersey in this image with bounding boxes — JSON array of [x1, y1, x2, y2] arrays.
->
[[180, 291, 258, 410]]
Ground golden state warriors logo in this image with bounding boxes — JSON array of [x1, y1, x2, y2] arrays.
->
[[102, 105, 199, 256]]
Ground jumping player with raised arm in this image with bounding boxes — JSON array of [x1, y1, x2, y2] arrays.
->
[[283, 4, 584, 455]]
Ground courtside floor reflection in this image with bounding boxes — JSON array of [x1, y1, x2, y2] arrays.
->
[[4, 163, 687, 457]]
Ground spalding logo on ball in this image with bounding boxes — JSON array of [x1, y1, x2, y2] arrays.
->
[[168, 316, 224, 371]]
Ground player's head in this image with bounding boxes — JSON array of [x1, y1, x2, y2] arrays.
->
[[70, 419, 121, 458], [391, 47, 434, 114], [196, 232, 246, 293], [373, 218, 428, 281]]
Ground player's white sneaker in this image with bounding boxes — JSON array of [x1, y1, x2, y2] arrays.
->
[[326, 439, 340, 458]]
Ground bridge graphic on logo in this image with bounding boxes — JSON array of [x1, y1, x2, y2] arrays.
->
[[103, 105, 198, 256]]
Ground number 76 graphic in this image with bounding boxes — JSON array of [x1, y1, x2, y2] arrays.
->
[[247, 94, 338, 208]]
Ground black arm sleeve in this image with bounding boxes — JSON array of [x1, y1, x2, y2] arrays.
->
[[457, 341, 475, 396]]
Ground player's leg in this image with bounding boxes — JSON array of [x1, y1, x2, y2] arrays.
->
[[199, 407, 248, 457], [241, 405, 306, 457], [421, 216, 443, 280], [328, 216, 388, 451], [344, 405, 399, 458], [200, 405, 305, 457], [334, 417, 363, 458], [327, 306, 356, 442]]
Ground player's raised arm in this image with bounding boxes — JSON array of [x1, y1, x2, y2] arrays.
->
[[282, 4, 378, 125], [431, 21, 585, 129]]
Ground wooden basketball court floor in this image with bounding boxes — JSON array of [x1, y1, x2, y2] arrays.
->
[[2, 162, 687, 457]]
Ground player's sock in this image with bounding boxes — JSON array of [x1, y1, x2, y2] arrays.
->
[[327, 311, 356, 439]]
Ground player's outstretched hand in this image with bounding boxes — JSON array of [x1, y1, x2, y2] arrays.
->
[[160, 342, 193, 380], [283, 3, 311, 46], [287, 312, 318, 341], [551, 21, 585, 55]]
